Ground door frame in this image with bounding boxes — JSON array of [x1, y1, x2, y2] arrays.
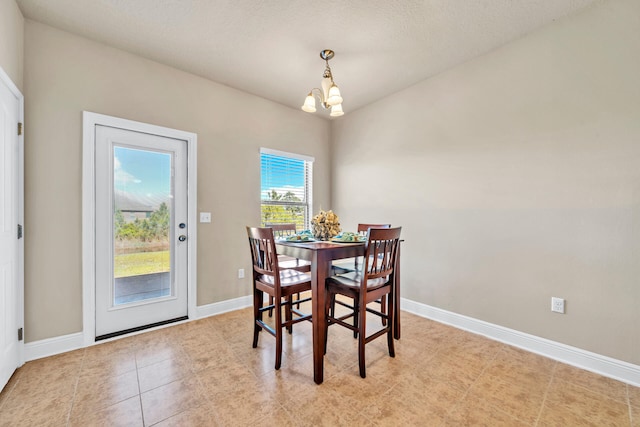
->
[[0, 66, 24, 370], [82, 112, 197, 345]]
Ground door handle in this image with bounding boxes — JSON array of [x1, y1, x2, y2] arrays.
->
[[178, 235, 187, 242]]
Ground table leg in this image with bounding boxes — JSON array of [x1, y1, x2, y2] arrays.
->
[[311, 251, 330, 384]]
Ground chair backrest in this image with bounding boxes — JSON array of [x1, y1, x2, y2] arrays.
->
[[265, 223, 298, 237], [246, 226, 280, 281], [362, 227, 402, 281], [357, 223, 391, 236]]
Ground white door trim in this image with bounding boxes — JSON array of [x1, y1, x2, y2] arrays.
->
[[82, 112, 197, 346], [0, 66, 24, 369]]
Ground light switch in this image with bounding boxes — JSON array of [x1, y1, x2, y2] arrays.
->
[[200, 212, 211, 223]]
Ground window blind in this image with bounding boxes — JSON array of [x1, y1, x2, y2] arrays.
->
[[260, 149, 313, 230]]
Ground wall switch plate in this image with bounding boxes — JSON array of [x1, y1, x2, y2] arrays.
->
[[200, 212, 211, 223], [238, 268, 245, 279], [551, 297, 565, 314]]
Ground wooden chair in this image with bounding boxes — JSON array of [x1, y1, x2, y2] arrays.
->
[[246, 226, 312, 370], [325, 227, 402, 378], [265, 223, 311, 316], [332, 223, 391, 333]]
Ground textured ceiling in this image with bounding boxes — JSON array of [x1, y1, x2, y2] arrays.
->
[[16, 0, 599, 118]]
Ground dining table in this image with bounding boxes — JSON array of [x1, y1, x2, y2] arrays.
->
[[275, 239, 401, 384]]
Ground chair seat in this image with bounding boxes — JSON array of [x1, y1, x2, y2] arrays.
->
[[278, 257, 311, 271], [258, 269, 311, 288], [327, 271, 389, 291]]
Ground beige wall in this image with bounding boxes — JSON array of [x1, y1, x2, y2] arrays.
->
[[332, 0, 640, 365], [0, 0, 24, 90], [23, 21, 331, 342]]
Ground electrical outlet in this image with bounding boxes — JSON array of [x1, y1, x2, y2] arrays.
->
[[238, 268, 245, 279], [551, 297, 565, 314]]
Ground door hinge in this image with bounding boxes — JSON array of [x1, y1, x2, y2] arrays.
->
[[17, 224, 23, 239], [18, 122, 23, 136], [18, 328, 23, 341]]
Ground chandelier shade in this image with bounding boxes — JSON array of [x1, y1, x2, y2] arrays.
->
[[302, 93, 316, 112], [330, 103, 344, 117], [327, 84, 343, 106]]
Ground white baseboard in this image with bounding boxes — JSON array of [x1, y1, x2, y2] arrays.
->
[[24, 332, 84, 362], [195, 295, 252, 319], [401, 298, 640, 387]]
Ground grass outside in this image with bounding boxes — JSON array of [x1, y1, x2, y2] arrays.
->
[[114, 250, 170, 278]]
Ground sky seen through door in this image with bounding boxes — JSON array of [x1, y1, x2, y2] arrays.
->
[[114, 146, 171, 203]]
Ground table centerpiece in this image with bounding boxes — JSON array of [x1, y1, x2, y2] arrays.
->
[[311, 210, 341, 240]]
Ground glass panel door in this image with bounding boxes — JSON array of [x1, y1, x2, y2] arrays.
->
[[95, 124, 188, 338], [113, 146, 172, 305]]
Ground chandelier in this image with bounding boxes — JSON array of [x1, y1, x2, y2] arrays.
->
[[301, 49, 344, 117]]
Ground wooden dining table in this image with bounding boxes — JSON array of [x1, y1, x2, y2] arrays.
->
[[275, 239, 401, 384]]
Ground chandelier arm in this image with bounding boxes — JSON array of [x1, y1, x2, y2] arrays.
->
[[309, 87, 330, 109]]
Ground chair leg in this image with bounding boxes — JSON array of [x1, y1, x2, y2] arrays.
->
[[324, 290, 333, 355], [329, 292, 336, 319], [380, 295, 387, 326], [268, 295, 274, 317], [285, 296, 293, 334], [353, 296, 359, 339], [275, 296, 283, 370], [253, 289, 262, 348], [358, 298, 367, 378], [387, 292, 395, 358]]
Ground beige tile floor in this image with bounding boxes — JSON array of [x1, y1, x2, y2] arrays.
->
[[1, 304, 639, 426]]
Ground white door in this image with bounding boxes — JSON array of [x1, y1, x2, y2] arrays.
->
[[0, 71, 23, 391], [94, 125, 188, 338]]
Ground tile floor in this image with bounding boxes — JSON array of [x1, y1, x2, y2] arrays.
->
[[1, 304, 639, 426]]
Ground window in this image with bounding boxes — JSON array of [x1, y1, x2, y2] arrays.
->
[[260, 148, 313, 230]]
